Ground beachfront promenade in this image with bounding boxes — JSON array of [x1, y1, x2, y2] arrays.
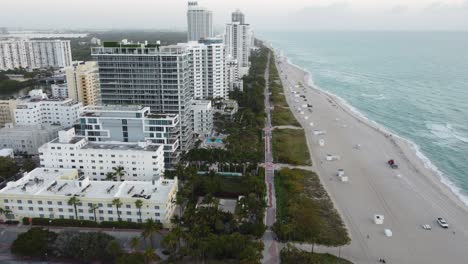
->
[[261, 53, 280, 264], [274, 51, 468, 263]]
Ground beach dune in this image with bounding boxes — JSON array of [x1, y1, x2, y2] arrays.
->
[[275, 51, 468, 264]]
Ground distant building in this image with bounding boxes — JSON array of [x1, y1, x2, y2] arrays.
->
[[225, 10, 254, 77], [65, 61, 100, 106], [191, 100, 213, 137], [0, 100, 17, 128], [90, 37, 101, 45], [225, 57, 243, 92], [0, 168, 178, 227], [79, 105, 181, 167], [51, 83, 69, 98], [39, 128, 165, 181], [0, 123, 62, 155], [14, 89, 82, 127], [213, 99, 238, 118], [187, 1, 213, 41], [178, 38, 227, 99], [0, 39, 72, 71]]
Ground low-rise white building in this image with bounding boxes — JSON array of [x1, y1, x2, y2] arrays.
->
[[0, 123, 62, 155], [51, 84, 69, 98], [0, 168, 178, 227], [191, 100, 213, 137], [14, 89, 82, 127], [39, 128, 165, 181]]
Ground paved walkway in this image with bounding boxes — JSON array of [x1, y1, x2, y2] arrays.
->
[[261, 53, 280, 264]]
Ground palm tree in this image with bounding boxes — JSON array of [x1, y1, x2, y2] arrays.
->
[[89, 203, 100, 223], [105, 172, 116, 181], [112, 198, 123, 221], [0, 208, 12, 220], [141, 218, 161, 249], [135, 199, 143, 223], [130, 236, 140, 253], [67, 196, 80, 220], [143, 247, 156, 264], [113, 166, 126, 181]]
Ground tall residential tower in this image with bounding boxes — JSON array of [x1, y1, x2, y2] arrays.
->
[[187, 1, 213, 41]]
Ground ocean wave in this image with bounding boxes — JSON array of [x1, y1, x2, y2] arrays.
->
[[265, 40, 468, 208], [426, 122, 468, 144], [360, 93, 387, 100]]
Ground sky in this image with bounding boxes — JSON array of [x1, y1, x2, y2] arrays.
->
[[1, 0, 468, 31]]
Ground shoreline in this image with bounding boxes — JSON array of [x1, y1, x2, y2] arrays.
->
[[268, 43, 468, 211], [268, 43, 468, 263]]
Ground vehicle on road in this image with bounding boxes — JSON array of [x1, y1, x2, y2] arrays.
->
[[422, 224, 432, 230], [387, 159, 398, 169], [437, 217, 449, 228]]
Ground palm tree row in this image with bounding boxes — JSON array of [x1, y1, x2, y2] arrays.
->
[[105, 166, 126, 181]]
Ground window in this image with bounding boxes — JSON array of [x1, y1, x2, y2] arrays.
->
[[99, 210, 104, 214], [154, 206, 160, 210], [18, 206, 23, 210], [68, 209, 73, 213], [3, 199, 7, 203], [27, 200, 32, 204], [155, 213, 160, 216], [47, 201, 52, 205], [38, 207, 43, 211], [59, 208, 63, 212], [78, 209, 83, 213], [37, 201, 42, 204], [126, 204, 131, 208], [29, 207, 33, 211], [108, 217, 114, 221], [58, 201, 62, 205], [108, 210, 113, 214], [17, 200, 22, 204]]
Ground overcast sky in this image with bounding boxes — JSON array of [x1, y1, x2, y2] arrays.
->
[[2, 0, 468, 31]]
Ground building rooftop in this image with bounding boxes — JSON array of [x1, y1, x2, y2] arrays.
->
[[0, 168, 177, 202], [0, 124, 62, 135]]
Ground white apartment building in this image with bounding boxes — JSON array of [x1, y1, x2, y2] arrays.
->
[[79, 105, 181, 167], [39, 128, 165, 181], [187, 1, 213, 41], [14, 89, 82, 127], [0, 123, 62, 154], [0, 100, 17, 128], [225, 57, 243, 92], [51, 83, 68, 98], [65, 61, 100, 106], [179, 39, 227, 99], [0, 39, 72, 70], [191, 100, 213, 137], [0, 168, 178, 228], [225, 11, 254, 77]]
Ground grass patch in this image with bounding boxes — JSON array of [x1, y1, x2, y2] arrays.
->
[[272, 129, 311, 165], [281, 245, 353, 264], [273, 168, 350, 246], [272, 106, 300, 127]]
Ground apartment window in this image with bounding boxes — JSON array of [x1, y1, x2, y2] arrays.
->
[[100, 217, 104, 221], [18, 206, 23, 210], [58, 208, 63, 212], [59, 215, 64, 219], [109, 217, 114, 221], [98, 203, 103, 207], [108, 210, 112, 214], [79, 216, 84, 220], [40, 214, 44, 218], [17, 200, 22, 204], [126, 212, 131, 215], [126, 204, 131, 209], [78, 209, 83, 213], [47, 201, 52, 205], [38, 207, 43, 211], [3, 199, 7, 203], [48, 208, 53, 212], [107, 204, 112, 208], [29, 207, 33, 211], [57, 201, 62, 205], [88, 203, 92, 207], [68, 209, 73, 213], [154, 206, 160, 210], [155, 213, 160, 216], [99, 210, 104, 214], [37, 201, 42, 204], [27, 200, 32, 204]]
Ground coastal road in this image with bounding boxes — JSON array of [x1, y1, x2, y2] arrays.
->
[[274, 52, 468, 264], [261, 52, 279, 264]]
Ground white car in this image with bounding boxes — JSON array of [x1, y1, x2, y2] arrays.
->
[[437, 218, 449, 228]]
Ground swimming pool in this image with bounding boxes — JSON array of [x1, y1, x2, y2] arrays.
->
[[205, 138, 223, 144]]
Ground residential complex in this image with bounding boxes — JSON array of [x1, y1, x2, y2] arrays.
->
[[79, 105, 180, 166], [225, 57, 243, 92], [0, 100, 16, 128], [224, 10, 254, 77], [0, 123, 62, 154], [91, 42, 194, 151], [51, 83, 68, 98], [191, 100, 213, 137], [187, 1, 213, 41], [38, 128, 165, 181], [0, 39, 72, 70], [179, 38, 227, 99], [65, 61, 100, 106], [14, 89, 82, 127], [0, 168, 178, 227]]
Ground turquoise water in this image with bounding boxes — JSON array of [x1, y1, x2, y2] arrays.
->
[[205, 138, 223, 144], [259, 31, 468, 205]]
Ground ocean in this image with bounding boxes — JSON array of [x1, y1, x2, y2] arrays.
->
[[259, 31, 468, 205]]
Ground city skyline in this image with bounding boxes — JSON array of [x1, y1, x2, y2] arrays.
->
[[1, 0, 468, 31]]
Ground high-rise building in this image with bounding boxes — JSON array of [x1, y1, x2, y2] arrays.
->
[[231, 9, 245, 24], [79, 105, 181, 167], [0, 39, 72, 71], [65, 61, 100, 106], [14, 89, 82, 128], [187, 1, 213, 41], [225, 10, 254, 77], [225, 57, 243, 92], [91, 42, 194, 152], [190, 100, 213, 137], [179, 38, 227, 99]]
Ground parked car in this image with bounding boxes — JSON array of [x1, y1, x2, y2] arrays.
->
[[422, 224, 432, 230], [437, 217, 449, 228]]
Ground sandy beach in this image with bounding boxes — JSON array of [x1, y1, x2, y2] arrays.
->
[[274, 52, 468, 263]]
